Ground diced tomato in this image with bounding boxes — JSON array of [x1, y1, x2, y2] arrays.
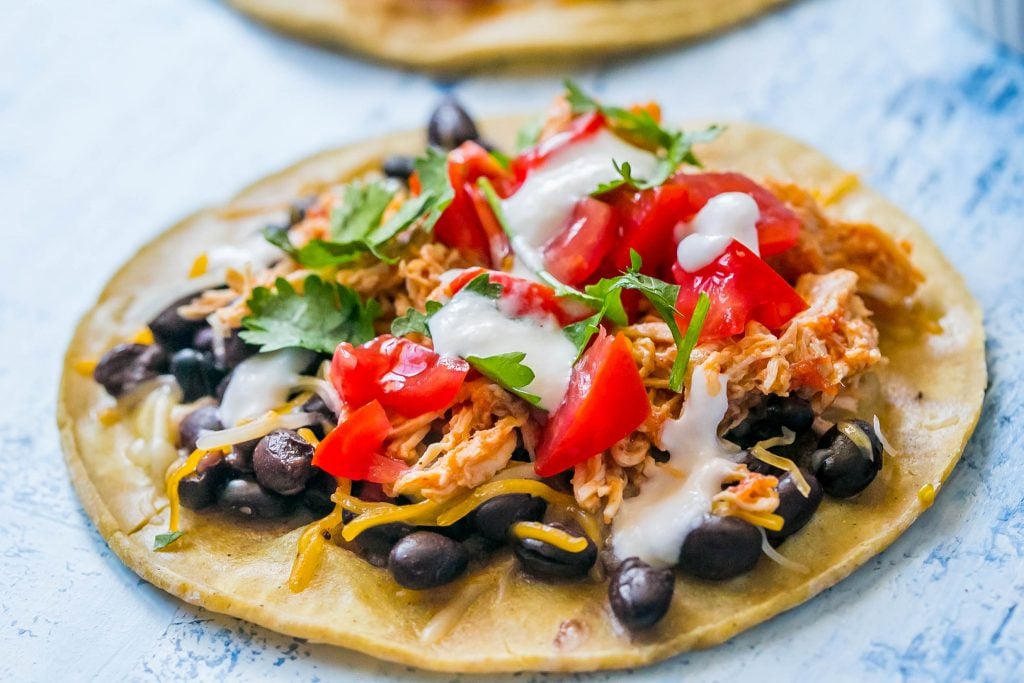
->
[[601, 181, 694, 278], [312, 400, 407, 484], [542, 197, 616, 286], [666, 172, 801, 258], [430, 141, 515, 267], [534, 331, 650, 477], [598, 171, 802, 281], [672, 240, 808, 342], [445, 268, 592, 326], [331, 335, 469, 418], [511, 111, 606, 182]]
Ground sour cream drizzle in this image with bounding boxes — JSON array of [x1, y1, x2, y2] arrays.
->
[[218, 348, 314, 427], [502, 129, 659, 278], [428, 291, 576, 411], [676, 192, 761, 272], [611, 363, 742, 568]]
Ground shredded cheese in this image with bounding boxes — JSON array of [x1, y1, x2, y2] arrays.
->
[[131, 327, 155, 345], [289, 479, 350, 592], [195, 410, 315, 451], [74, 358, 98, 376], [510, 521, 588, 553], [758, 527, 810, 573], [917, 483, 936, 508], [189, 252, 209, 279], [297, 427, 320, 447], [750, 447, 811, 498], [873, 415, 897, 456], [340, 479, 603, 546], [165, 449, 207, 533], [731, 509, 785, 532], [97, 407, 121, 426], [816, 173, 860, 206], [419, 573, 493, 645]]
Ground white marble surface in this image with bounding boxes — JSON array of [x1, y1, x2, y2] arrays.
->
[[1, 0, 1022, 680]]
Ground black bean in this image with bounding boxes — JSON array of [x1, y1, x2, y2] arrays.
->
[[192, 327, 215, 353], [93, 343, 169, 398], [514, 523, 597, 580], [178, 454, 228, 509], [302, 467, 337, 516], [170, 349, 225, 403], [357, 522, 416, 568], [218, 478, 293, 519], [214, 328, 258, 371], [812, 420, 883, 498], [252, 429, 314, 496], [148, 295, 206, 352], [726, 395, 815, 449], [766, 469, 823, 543], [177, 405, 222, 452], [223, 438, 257, 473], [427, 96, 480, 150], [737, 449, 783, 477], [472, 494, 547, 542], [608, 557, 674, 631], [678, 515, 761, 581], [388, 531, 469, 589], [382, 154, 416, 181]]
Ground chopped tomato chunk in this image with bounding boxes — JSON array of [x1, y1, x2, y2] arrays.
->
[[542, 197, 616, 286], [429, 141, 515, 267], [445, 268, 592, 326], [312, 400, 407, 484], [331, 335, 469, 418], [534, 331, 650, 477], [667, 172, 801, 258], [672, 240, 808, 342]]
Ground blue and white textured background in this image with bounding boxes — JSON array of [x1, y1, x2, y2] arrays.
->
[[1, 0, 1021, 680]]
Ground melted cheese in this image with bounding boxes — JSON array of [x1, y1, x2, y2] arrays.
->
[[428, 291, 576, 411], [217, 348, 314, 427], [676, 192, 761, 272], [501, 129, 658, 278], [611, 363, 741, 567]]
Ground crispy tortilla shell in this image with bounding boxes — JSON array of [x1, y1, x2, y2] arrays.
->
[[227, 0, 788, 69], [58, 119, 986, 672]]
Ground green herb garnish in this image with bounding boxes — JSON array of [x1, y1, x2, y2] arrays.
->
[[240, 275, 379, 353], [466, 352, 542, 406], [390, 300, 443, 338], [153, 531, 184, 551]]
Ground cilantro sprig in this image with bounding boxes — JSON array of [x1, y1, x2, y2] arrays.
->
[[240, 275, 380, 354], [563, 80, 723, 194], [266, 149, 455, 268]]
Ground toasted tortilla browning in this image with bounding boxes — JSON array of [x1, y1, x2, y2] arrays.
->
[[227, 0, 788, 69], [58, 119, 985, 672]]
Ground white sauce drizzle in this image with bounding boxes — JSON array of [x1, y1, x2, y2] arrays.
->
[[676, 192, 761, 272], [611, 363, 742, 568], [502, 129, 659, 279], [218, 348, 314, 427], [428, 291, 576, 411]]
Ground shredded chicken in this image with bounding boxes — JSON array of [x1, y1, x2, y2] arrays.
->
[[764, 182, 924, 308], [391, 380, 530, 501]]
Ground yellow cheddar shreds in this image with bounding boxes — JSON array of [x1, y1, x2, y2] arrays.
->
[[918, 483, 936, 508], [97, 407, 121, 426], [511, 522, 588, 553], [74, 358, 98, 376], [189, 252, 209, 279], [132, 328, 154, 345]]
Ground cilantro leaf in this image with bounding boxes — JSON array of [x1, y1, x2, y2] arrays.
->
[[563, 80, 723, 194], [463, 272, 503, 299], [391, 300, 443, 338], [466, 352, 542, 406], [676, 292, 711, 386], [153, 531, 183, 551], [264, 148, 455, 268], [240, 275, 380, 354]]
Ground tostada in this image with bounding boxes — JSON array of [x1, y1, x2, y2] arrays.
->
[[59, 84, 986, 672], [228, 0, 788, 69]]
